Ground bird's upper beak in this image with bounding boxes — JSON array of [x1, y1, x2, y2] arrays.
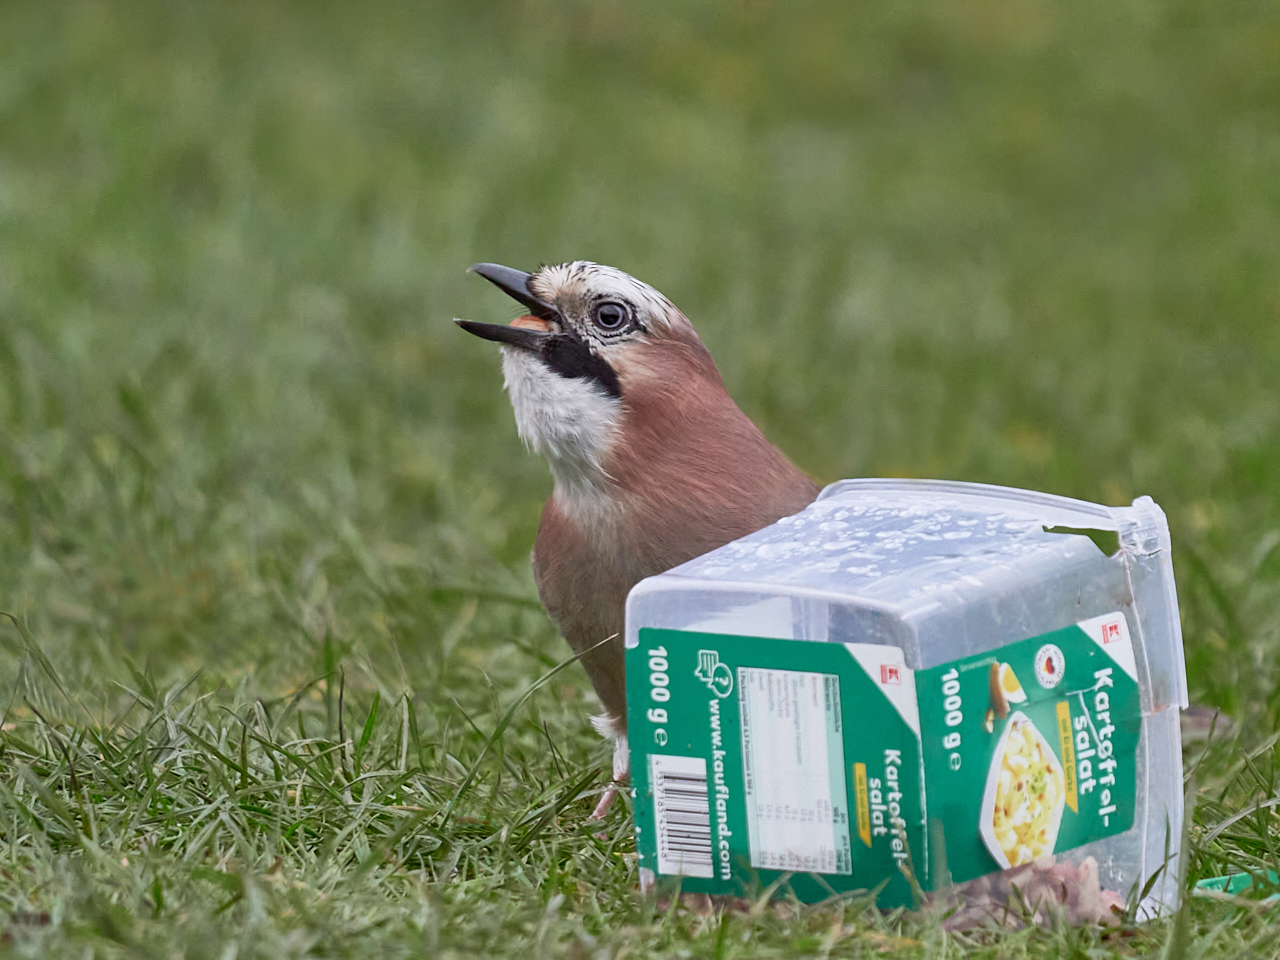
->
[[457, 263, 560, 352]]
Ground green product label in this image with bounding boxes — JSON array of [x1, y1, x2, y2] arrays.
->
[[628, 632, 924, 906], [627, 612, 1141, 906], [916, 614, 1141, 885]]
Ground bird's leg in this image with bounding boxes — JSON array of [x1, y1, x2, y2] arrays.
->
[[588, 787, 619, 820], [587, 725, 629, 821]]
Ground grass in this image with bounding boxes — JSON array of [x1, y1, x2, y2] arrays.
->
[[0, 0, 1279, 955]]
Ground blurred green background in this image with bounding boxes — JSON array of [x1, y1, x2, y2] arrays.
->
[[0, 0, 1279, 953], [4, 0, 1276, 714]]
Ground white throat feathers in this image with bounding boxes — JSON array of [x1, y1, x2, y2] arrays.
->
[[500, 346, 622, 515]]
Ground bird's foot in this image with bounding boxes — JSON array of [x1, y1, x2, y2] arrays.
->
[[587, 783, 620, 821], [585, 716, 629, 823]]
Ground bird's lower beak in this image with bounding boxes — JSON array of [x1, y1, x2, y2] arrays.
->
[[455, 317, 552, 352]]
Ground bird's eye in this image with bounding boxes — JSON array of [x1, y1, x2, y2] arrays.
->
[[593, 302, 627, 331]]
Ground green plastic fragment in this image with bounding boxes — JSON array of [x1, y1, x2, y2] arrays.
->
[[1194, 871, 1280, 902]]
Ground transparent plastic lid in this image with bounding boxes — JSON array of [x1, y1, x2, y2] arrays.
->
[[630, 479, 1187, 712]]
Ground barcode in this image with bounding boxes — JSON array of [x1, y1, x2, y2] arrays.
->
[[651, 754, 713, 878]]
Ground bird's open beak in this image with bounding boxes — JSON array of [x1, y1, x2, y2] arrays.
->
[[458, 263, 561, 352]]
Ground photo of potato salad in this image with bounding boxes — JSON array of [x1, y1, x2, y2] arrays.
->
[[986, 715, 1065, 867]]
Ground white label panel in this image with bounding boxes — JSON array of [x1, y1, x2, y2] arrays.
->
[[738, 667, 852, 874]]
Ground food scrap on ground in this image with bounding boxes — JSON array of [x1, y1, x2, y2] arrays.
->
[[942, 855, 1126, 929]]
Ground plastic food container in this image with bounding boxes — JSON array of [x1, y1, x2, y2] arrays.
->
[[625, 480, 1187, 921]]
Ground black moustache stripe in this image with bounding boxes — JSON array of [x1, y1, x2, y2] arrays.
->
[[541, 335, 622, 399]]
